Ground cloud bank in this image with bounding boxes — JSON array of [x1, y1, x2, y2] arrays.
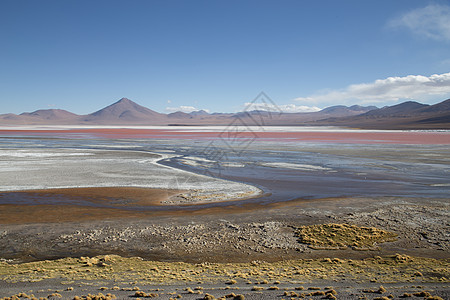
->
[[165, 106, 210, 113], [388, 4, 450, 41], [295, 72, 450, 105], [244, 102, 321, 113]]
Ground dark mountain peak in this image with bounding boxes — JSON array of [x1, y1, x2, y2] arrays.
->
[[168, 111, 192, 118], [115, 97, 133, 104], [421, 98, 450, 113], [363, 101, 429, 117], [233, 110, 275, 118], [104, 97, 144, 111], [84, 98, 165, 124], [349, 105, 378, 111], [320, 105, 377, 115], [90, 98, 161, 117], [392, 101, 428, 109], [189, 110, 209, 116], [320, 105, 347, 113]]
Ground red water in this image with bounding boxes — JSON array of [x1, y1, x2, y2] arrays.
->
[[0, 128, 449, 144]]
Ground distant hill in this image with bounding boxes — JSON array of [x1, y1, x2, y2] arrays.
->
[[320, 105, 378, 115], [167, 111, 192, 119], [420, 99, 450, 113], [20, 109, 79, 120], [0, 97, 449, 129], [0, 109, 79, 125], [363, 101, 429, 117], [80, 98, 165, 124], [317, 99, 450, 129]]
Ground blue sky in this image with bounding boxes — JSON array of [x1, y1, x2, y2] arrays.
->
[[1, 0, 450, 114]]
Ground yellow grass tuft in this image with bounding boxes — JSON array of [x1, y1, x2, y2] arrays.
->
[[294, 223, 397, 250]]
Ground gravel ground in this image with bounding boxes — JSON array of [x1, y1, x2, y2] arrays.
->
[[1, 280, 449, 300], [0, 196, 448, 263]]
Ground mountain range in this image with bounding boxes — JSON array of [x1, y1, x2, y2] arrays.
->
[[1, 97, 449, 129]]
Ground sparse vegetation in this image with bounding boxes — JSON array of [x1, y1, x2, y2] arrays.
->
[[308, 290, 325, 296], [294, 223, 398, 250], [325, 289, 337, 295], [134, 291, 158, 298], [400, 293, 412, 298], [0, 254, 447, 288], [363, 285, 387, 294], [0, 253, 448, 299], [72, 294, 116, 300], [413, 291, 431, 297]]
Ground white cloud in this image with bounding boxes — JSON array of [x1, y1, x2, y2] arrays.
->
[[244, 102, 320, 113], [388, 4, 450, 41], [294, 72, 450, 105], [165, 106, 210, 113]]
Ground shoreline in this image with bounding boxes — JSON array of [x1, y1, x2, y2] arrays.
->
[[0, 146, 263, 205], [0, 187, 330, 225]]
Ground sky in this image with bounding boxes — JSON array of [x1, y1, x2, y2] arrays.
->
[[1, 0, 450, 115]]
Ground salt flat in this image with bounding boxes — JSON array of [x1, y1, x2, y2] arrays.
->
[[0, 147, 260, 204]]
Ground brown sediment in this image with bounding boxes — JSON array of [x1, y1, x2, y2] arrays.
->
[[0, 187, 179, 224], [0, 186, 344, 224], [4, 186, 184, 206], [0, 204, 147, 224]]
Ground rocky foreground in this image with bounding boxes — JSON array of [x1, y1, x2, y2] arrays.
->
[[0, 196, 448, 299], [0, 196, 448, 263]]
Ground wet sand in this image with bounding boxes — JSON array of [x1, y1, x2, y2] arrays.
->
[[0, 187, 182, 224], [0, 187, 182, 207]]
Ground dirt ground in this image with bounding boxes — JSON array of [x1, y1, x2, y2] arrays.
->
[[0, 192, 448, 263], [0, 191, 448, 298]]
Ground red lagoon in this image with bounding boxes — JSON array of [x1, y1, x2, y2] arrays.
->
[[0, 127, 449, 144]]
